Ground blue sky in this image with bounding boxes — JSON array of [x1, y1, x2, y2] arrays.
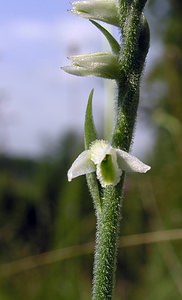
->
[[0, 1, 159, 158], [0, 0, 66, 21]]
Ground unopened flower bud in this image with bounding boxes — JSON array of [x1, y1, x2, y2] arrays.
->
[[63, 52, 119, 79], [71, 0, 120, 27]]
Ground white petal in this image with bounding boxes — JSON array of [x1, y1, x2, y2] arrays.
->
[[116, 149, 151, 173], [67, 150, 95, 181], [70, 52, 117, 65], [62, 66, 91, 77], [90, 140, 111, 164]]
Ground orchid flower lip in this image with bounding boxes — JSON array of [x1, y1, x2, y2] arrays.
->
[[67, 140, 151, 188]]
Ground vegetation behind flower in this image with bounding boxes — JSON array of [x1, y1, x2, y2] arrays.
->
[[0, 0, 182, 299]]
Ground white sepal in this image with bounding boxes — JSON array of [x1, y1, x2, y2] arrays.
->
[[67, 150, 95, 181], [116, 149, 151, 173]]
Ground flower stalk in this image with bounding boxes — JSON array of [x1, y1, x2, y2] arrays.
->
[[64, 0, 150, 299]]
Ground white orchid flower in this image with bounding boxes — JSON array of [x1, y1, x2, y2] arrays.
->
[[63, 52, 119, 79], [71, 0, 120, 27], [68, 140, 151, 188]]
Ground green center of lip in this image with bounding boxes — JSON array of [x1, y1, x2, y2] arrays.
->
[[100, 154, 115, 184]]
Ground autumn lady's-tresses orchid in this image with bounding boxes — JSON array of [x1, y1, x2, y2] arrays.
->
[[64, 0, 151, 297], [68, 140, 151, 188]]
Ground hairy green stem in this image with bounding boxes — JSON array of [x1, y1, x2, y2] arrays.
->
[[92, 1, 150, 299], [113, 13, 150, 150], [92, 176, 125, 299]]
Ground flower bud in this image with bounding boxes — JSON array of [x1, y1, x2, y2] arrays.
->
[[71, 0, 120, 27], [62, 52, 119, 79]]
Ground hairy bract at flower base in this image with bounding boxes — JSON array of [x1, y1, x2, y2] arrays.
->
[[68, 140, 151, 188]]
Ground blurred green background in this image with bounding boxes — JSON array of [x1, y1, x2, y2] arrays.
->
[[0, 1, 182, 299]]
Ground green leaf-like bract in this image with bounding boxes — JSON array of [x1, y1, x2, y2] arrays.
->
[[90, 20, 120, 55], [84, 89, 97, 149], [84, 89, 101, 217]]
